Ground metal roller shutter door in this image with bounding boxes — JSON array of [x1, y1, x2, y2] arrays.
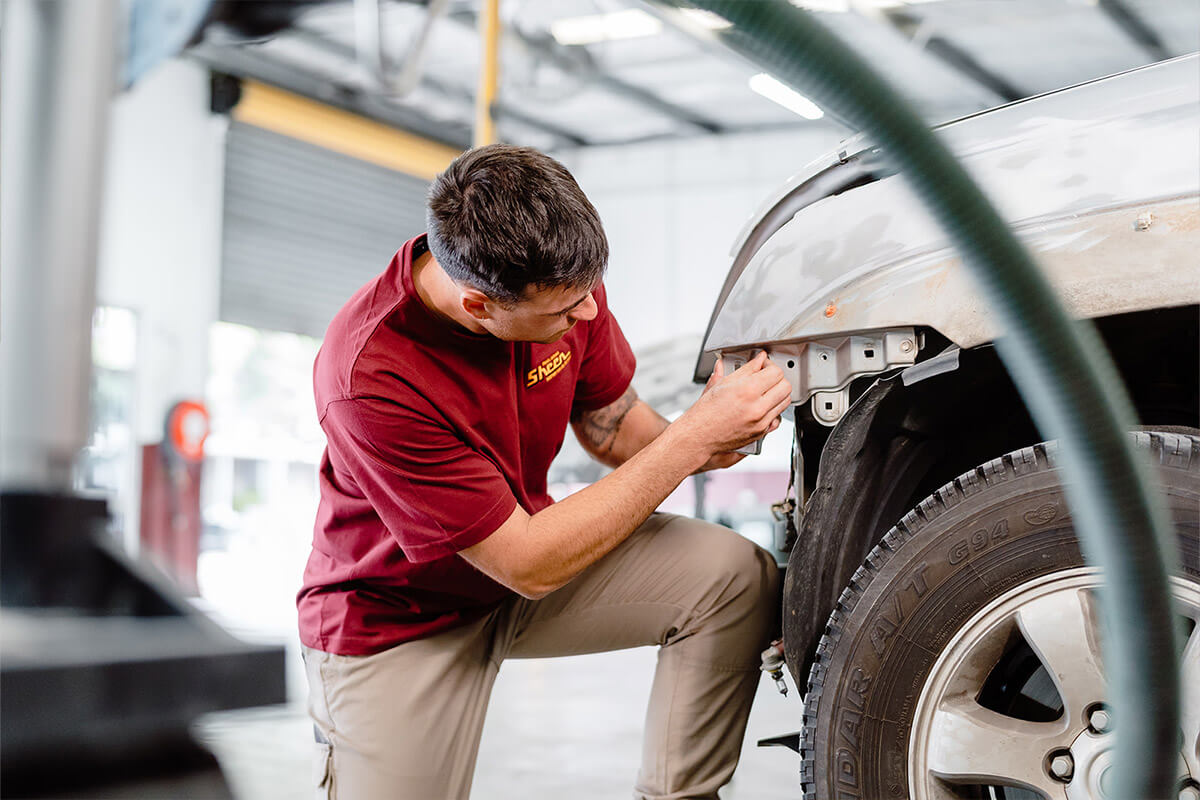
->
[[221, 122, 429, 338]]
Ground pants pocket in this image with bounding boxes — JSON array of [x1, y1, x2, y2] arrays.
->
[[313, 742, 333, 799]]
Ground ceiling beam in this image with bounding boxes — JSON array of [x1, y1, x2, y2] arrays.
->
[[447, 9, 727, 135], [189, 41, 475, 148], [425, 74, 591, 147], [510, 33, 726, 135], [285, 26, 591, 146], [190, 32, 591, 151], [882, 9, 1025, 103], [232, 79, 461, 178], [1097, 0, 1170, 62]]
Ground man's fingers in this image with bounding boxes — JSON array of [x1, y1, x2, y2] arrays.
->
[[741, 361, 788, 394], [710, 358, 725, 382], [702, 364, 721, 395], [704, 451, 747, 472], [767, 378, 792, 406], [750, 350, 768, 367], [749, 377, 792, 416], [769, 394, 792, 420], [719, 351, 786, 395], [754, 394, 791, 429], [729, 351, 769, 377]]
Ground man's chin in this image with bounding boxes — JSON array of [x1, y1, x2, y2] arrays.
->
[[537, 326, 573, 344]]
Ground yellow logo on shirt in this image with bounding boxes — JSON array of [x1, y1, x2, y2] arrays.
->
[[527, 350, 572, 388]]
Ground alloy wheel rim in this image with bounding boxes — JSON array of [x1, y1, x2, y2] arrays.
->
[[908, 567, 1200, 800]]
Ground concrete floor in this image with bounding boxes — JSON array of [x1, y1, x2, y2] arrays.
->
[[195, 642, 804, 799]]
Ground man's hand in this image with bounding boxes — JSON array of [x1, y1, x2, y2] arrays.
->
[[691, 356, 773, 472], [674, 352, 791, 465], [696, 451, 748, 473]]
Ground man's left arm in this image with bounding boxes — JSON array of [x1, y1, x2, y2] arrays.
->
[[571, 384, 745, 472]]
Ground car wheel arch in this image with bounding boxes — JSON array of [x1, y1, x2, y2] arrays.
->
[[783, 306, 1199, 683]]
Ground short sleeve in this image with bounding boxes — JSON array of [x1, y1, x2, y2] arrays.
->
[[322, 396, 518, 563], [572, 284, 637, 412]]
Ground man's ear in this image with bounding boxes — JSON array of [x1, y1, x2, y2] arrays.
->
[[459, 286, 494, 322]]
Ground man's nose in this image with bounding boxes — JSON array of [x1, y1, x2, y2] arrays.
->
[[569, 293, 599, 322]]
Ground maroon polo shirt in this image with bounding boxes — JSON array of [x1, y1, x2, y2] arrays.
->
[[297, 234, 636, 655]]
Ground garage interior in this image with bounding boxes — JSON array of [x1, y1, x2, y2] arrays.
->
[[1, 1, 1198, 798]]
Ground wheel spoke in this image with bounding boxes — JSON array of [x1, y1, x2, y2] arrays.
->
[[1182, 621, 1200, 777], [927, 697, 1067, 797], [1016, 587, 1106, 723]]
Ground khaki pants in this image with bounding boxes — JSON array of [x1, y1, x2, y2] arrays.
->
[[303, 513, 781, 800]]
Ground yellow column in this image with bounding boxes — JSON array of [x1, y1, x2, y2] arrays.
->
[[474, 0, 501, 147]]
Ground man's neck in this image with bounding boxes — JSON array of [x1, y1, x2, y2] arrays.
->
[[412, 249, 487, 334]]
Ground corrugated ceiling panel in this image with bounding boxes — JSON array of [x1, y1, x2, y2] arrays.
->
[[221, 121, 428, 338]]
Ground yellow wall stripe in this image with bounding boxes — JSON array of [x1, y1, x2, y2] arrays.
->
[[232, 80, 461, 181]]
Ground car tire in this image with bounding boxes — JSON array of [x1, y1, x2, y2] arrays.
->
[[798, 431, 1200, 800]]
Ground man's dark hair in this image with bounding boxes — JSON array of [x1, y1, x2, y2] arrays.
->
[[425, 144, 608, 304]]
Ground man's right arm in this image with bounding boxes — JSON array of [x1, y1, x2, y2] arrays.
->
[[459, 352, 790, 599]]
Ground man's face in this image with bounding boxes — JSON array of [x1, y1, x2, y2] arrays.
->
[[480, 283, 600, 344]]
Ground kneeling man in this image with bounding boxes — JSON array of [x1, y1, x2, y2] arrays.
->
[[298, 144, 792, 800]]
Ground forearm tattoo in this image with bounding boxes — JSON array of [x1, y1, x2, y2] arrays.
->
[[572, 385, 638, 454]]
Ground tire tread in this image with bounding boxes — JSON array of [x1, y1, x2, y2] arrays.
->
[[797, 431, 1198, 799]]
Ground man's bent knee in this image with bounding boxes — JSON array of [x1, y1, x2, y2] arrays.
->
[[686, 520, 779, 601], [656, 518, 781, 642]]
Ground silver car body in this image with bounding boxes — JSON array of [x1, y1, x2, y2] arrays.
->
[[701, 54, 1200, 409]]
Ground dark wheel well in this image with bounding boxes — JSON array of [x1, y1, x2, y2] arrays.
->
[[783, 304, 1199, 683]]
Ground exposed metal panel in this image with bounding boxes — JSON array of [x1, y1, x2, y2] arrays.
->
[[702, 55, 1200, 356], [221, 122, 427, 338]]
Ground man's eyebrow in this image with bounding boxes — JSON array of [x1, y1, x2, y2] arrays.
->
[[544, 293, 590, 316]]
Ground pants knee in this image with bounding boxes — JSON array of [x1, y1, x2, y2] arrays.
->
[[734, 538, 782, 628], [691, 524, 781, 628]]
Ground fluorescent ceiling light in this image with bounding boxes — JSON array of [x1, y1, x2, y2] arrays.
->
[[678, 8, 733, 30], [550, 9, 662, 46], [749, 73, 824, 120]]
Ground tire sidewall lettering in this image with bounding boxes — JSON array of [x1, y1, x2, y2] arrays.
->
[[826, 489, 1080, 793]]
